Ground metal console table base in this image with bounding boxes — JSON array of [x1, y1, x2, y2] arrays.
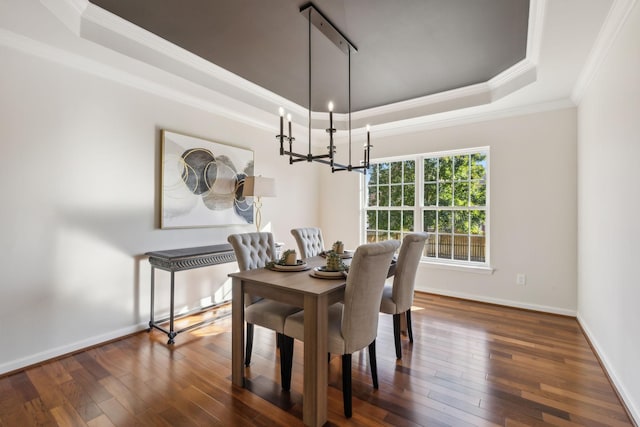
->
[[146, 244, 236, 344]]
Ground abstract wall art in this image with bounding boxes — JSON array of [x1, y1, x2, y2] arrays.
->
[[161, 130, 254, 228]]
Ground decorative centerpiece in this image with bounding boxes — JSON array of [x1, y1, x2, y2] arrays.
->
[[282, 249, 297, 266], [325, 251, 346, 272], [332, 240, 344, 254], [266, 248, 308, 272]]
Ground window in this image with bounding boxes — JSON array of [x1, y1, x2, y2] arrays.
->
[[363, 148, 489, 266]]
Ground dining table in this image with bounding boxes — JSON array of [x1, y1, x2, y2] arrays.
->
[[229, 255, 343, 426], [229, 253, 396, 427]]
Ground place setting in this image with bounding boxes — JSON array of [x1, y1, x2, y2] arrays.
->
[[319, 240, 354, 259], [311, 241, 350, 279], [267, 249, 310, 272]]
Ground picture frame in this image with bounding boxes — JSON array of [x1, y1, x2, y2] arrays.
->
[[161, 130, 254, 229]]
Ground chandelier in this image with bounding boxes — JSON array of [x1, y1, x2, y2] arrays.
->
[[276, 3, 372, 174]]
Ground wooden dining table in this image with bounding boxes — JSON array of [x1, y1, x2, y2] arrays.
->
[[229, 255, 347, 426]]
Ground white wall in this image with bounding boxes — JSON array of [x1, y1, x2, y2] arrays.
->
[[321, 108, 578, 315], [0, 5, 320, 374], [577, 1, 640, 421]]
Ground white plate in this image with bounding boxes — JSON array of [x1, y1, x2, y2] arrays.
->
[[312, 266, 346, 278], [310, 271, 347, 280], [271, 261, 309, 272]]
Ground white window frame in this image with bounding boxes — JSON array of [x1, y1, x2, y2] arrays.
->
[[360, 147, 490, 269]]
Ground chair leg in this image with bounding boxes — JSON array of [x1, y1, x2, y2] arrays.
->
[[342, 354, 352, 418], [393, 313, 402, 359], [245, 323, 254, 366], [406, 310, 414, 343], [280, 335, 294, 391], [368, 340, 379, 389]]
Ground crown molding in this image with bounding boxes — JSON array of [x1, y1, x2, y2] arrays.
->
[[325, 97, 574, 148], [571, 0, 637, 103], [0, 26, 275, 133], [40, 0, 546, 129], [351, 98, 575, 142], [39, 0, 88, 34], [527, 0, 546, 64]]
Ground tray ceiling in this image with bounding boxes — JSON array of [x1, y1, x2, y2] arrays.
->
[[88, 0, 529, 114]]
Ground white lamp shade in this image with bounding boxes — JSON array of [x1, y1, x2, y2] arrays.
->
[[242, 176, 276, 198]]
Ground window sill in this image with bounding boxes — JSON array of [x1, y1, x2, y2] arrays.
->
[[420, 260, 495, 274]]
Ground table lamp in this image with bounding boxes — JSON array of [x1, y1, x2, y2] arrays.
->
[[242, 176, 276, 231]]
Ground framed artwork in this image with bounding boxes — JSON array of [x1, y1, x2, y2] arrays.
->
[[161, 130, 254, 229]]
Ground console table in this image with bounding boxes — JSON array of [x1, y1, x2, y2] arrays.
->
[[146, 244, 236, 344]]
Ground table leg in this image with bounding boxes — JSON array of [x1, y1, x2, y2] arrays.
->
[[303, 294, 328, 427], [168, 271, 176, 344], [231, 278, 245, 387], [148, 266, 155, 331]]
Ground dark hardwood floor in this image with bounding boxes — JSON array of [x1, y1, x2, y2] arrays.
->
[[0, 293, 634, 426]]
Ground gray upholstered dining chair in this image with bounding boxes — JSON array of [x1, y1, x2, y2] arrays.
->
[[290, 227, 325, 258], [379, 232, 429, 359], [281, 239, 400, 418], [227, 232, 302, 378]]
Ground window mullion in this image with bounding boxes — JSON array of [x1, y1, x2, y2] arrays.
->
[[416, 156, 424, 234]]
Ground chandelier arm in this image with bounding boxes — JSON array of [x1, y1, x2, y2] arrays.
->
[[315, 159, 365, 174]]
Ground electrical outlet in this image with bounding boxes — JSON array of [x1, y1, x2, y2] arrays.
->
[[516, 273, 526, 285]]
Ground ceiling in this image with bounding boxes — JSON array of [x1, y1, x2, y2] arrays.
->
[[88, 0, 530, 114]]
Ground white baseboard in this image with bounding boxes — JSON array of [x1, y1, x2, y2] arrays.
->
[[577, 315, 640, 426], [417, 287, 577, 316], [0, 323, 149, 376]]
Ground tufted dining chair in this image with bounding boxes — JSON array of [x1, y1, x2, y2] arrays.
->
[[291, 227, 325, 258], [380, 232, 429, 359], [281, 239, 400, 418], [227, 232, 302, 379]]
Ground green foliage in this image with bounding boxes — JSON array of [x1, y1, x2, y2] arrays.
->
[[368, 160, 415, 208], [325, 251, 346, 271], [423, 210, 436, 232], [377, 210, 388, 230], [403, 211, 414, 231], [367, 210, 376, 229], [390, 185, 402, 206], [282, 249, 296, 259], [390, 210, 401, 231], [424, 158, 437, 181], [367, 153, 486, 260], [379, 162, 390, 184], [404, 184, 415, 205], [439, 182, 452, 206], [404, 160, 415, 183], [391, 162, 402, 184], [378, 186, 389, 206], [422, 153, 486, 208]]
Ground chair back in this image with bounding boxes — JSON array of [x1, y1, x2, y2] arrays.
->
[[291, 227, 325, 258], [227, 232, 276, 271], [341, 239, 400, 354], [391, 233, 429, 312]]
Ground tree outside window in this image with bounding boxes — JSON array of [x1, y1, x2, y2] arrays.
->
[[364, 149, 488, 265]]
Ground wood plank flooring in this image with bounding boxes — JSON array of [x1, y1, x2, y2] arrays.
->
[[0, 293, 634, 426]]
